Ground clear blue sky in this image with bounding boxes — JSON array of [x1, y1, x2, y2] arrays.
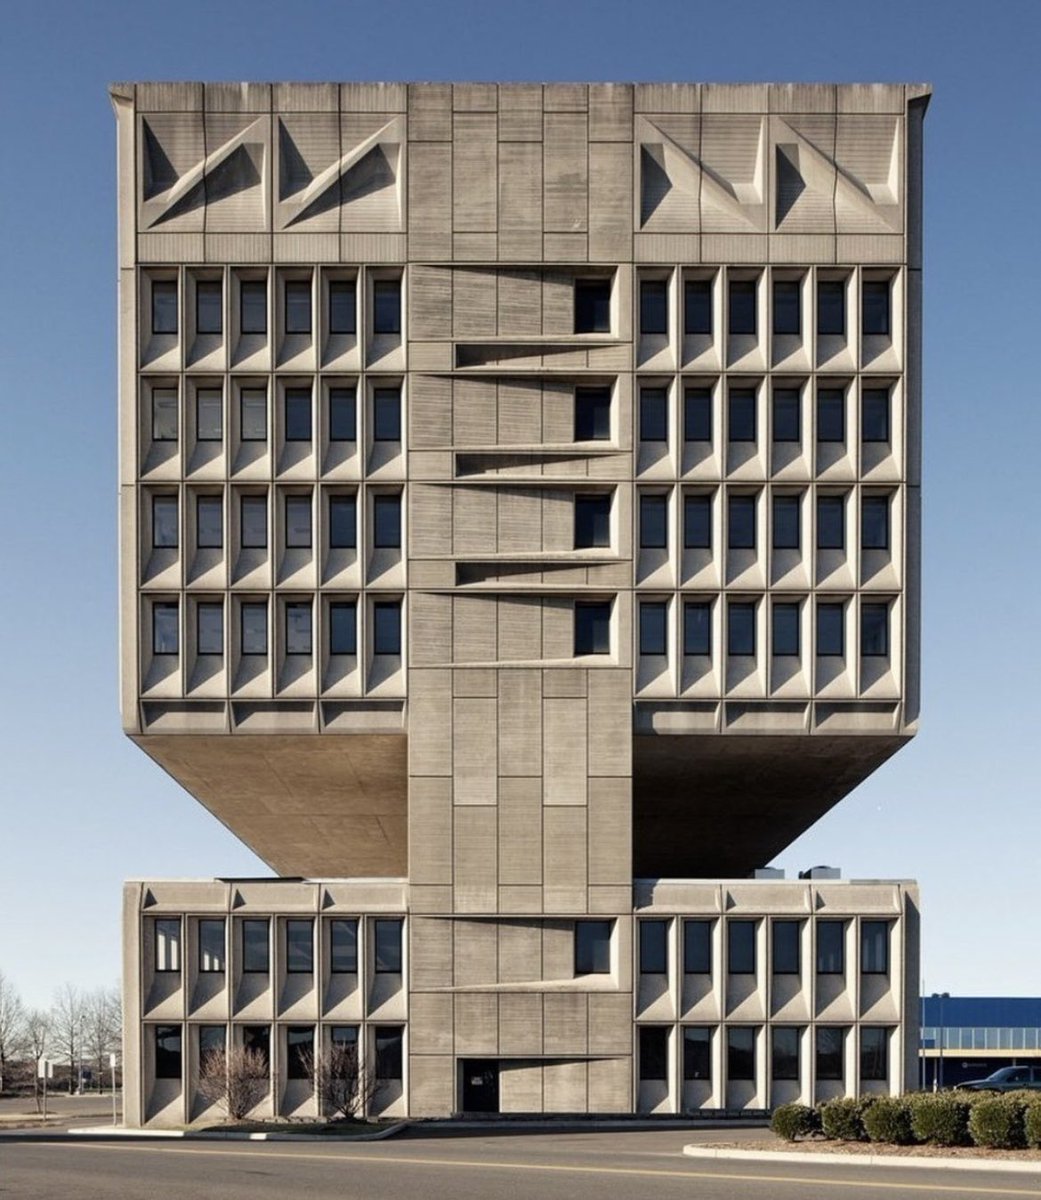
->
[[1, 0, 1038, 1011]]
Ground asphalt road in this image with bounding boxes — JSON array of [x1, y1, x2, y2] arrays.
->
[[3, 1130, 1039, 1200]]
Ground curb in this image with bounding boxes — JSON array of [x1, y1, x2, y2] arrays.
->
[[0, 1121, 410, 1144], [682, 1144, 1041, 1175]]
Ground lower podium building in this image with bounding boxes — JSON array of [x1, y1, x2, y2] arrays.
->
[[113, 80, 927, 1124]]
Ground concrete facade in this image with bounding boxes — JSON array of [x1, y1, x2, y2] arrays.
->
[[113, 81, 928, 1124]]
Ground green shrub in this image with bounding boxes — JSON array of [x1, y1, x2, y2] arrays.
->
[[771, 1103, 820, 1142], [862, 1096, 914, 1144], [907, 1092, 971, 1146], [1024, 1101, 1041, 1150], [819, 1096, 869, 1141], [968, 1096, 1026, 1149]]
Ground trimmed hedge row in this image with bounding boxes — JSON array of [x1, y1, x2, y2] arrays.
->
[[771, 1091, 1041, 1150]]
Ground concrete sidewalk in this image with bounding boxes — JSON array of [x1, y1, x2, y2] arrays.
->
[[683, 1142, 1041, 1176]]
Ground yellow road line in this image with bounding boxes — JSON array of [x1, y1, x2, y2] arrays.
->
[[20, 1141, 1041, 1196]]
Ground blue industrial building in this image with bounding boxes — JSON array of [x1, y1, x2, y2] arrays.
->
[[920, 997, 1041, 1089]]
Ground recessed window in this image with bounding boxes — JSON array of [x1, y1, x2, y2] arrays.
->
[[574, 601, 610, 656], [727, 1026, 755, 1082], [771, 1027, 800, 1082], [574, 494, 611, 549], [285, 601, 312, 656], [816, 920, 845, 974], [284, 280, 311, 334], [329, 280, 356, 335], [640, 919, 668, 974], [640, 602, 667, 656], [331, 918, 359, 973], [640, 279, 668, 335], [684, 387, 712, 442], [684, 602, 711, 657], [817, 602, 845, 657], [372, 279, 401, 334], [331, 1025, 358, 1048], [195, 280, 222, 335], [242, 1025, 270, 1072], [329, 495, 357, 549], [728, 601, 755, 657], [239, 280, 267, 335], [154, 1025, 182, 1080], [196, 389, 223, 442], [152, 495, 178, 548], [240, 495, 267, 549], [374, 919, 403, 973], [286, 918, 313, 973], [816, 1026, 845, 1081], [817, 280, 846, 336], [862, 388, 890, 443], [684, 494, 712, 550], [684, 278, 712, 336], [728, 388, 756, 443], [197, 602, 223, 656], [285, 495, 312, 549], [574, 278, 611, 333], [728, 279, 757, 336], [329, 388, 356, 442], [373, 494, 402, 549], [574, 920, 612, 975], [684, 920, 712, 974], [640, 1026, 668, 1082], [152, 388, 178, 442], [373, 601, 401, 655], [728, 493, 756, 550], [154, 919, 181, 972], [640, 388, 668, 442], [199, 1025, 225, 1064], [772, 602, 800, 657], [862, 280, 891, 336], [196, 496, 222, 549], [640, 494, 667, 549], [861, 495, 890, 550], [861, 921, 890, 975], [574, 386, 611, 441], [151, 280, 178, 335], [241, 602, 268, 655], [860, 1027, 889, 1082], [817, 389, 845, 443], [728, 920, 756, 975], [373, 388, 401, 441], [374, 1027, 403, 1082], [152, 602, 179, 656], [198, 919, 225, 972], [240, 389, 267, 441], [286, 1026, 314, 1080], [684, 1027, 712, 1081], [241, 918, 269, 973], [816, 495, 845, 550], [773, 279, 801, 336], [329, 601, 357, 656], [772, 388, 801, 443], [772, 494, 800, 551], [772, 920, 801, 975], [284, 389, 311, 442], [861, 602, 890, 658]]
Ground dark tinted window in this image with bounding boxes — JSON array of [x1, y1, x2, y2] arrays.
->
[[728, 921, 756, 974], [196, 389, 223, 441], [152, 389, 178, 441], [574, 602, 610, 655], [330, 495, 357, 549], [816, 1026, 845, 1081], [684, 602, 711, 656], [772, 388, 801, 442], [728, 389, 756, 442], [373, 494, 401, 548], [574, 494, 611, 549], [817, 280, 846, 336], [640, 603, 667, 656], [772, 603, 800, 657], [773, 279, 801, 336], [684, 388, 712, 442], [728, 493, 756, 550], [817, 603, 845, 657], [372, 280, 401, 334], [772, 1027, 800, 1081], [861, 603, 889, 658], [154, 919, 181, 972], [285, 602, 312, 656], [152, 495, 178, 548], [684, 494, 711, 549], [197, 497, 222, 548], [640, 279, 668, 334], [640, 388, 668, 442], [329, 602, 357, 656], [728, 602, 755, 657], [375, 919, 402, 972], [373, 388, 401, 441], [684, 1027, 711, 1081], [241, 389, 266, 441], [727, 1026, 755, 1081], [728, 279, 757, 335], [331, 919, 358, 973], [640, 920, 668, 974], [817, 389, 845, 443], [240, 280, 267, 334], [862, 389, 890, 443], [574, 387, 611, 441], [772, 921, 801, 975], [286, 919, 313, 973], [817, 921, 845, 974], [285, 495, 312, 549], [329, 281, 356, 334], [197, 603, 223, 656], [241, 602, 267, 655], [196, 280, 222, 334], [861, 495, 890, 550], [817, 495, 845, 549], [640, 494, 667, 548], [574, 920, 612, 975], [329, 388, 356, 442], [861, 921, 889, 974], [152, 602, 179, 656], [684, 279, 712, 335], [574, 279, 611, 333], [374, 1027, 403, 1081], [684, 920, 712, 974], [772, 495, 800, 550], [240, 495, 267, 549], [155, 1025, 182, 1079], [199, 1025, 225, 1062], [373, 602, 401, 654], [862, 280, 890, 336], [242, 919, 269, 973], [286, 1026, 313, 1080], [152, 280, 178, 334], [242, 1025, 270, 1071], [860, 1028, 888, 1082], [284, 389, 311, 442], [639, 1026, 668, 1081], [198, 919, 225, 972], [285, 281, 311, 334]]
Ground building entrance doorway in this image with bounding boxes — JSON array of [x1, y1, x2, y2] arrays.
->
[[460, 1059, 499, 1113]]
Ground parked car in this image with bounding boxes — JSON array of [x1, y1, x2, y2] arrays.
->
[[957, 1065, 1041, 1092]]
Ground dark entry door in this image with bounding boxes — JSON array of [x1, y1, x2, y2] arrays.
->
[[461, 1059, 499, 1113]]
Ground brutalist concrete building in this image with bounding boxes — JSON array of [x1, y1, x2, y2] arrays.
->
[[113, 80, 928, 1125]]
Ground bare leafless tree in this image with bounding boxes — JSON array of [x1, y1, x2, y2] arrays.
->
[[301, 1041, 376, 1121], [50, 984, 85, 1094], [82, 987, 121, 1092], [23, 1009, 51, 1112], [0, 971, 26, 1094], [197, 1046, 268, 1122]]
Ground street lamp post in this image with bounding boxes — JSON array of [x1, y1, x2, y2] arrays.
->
[[931, 992, 950, 1091]]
